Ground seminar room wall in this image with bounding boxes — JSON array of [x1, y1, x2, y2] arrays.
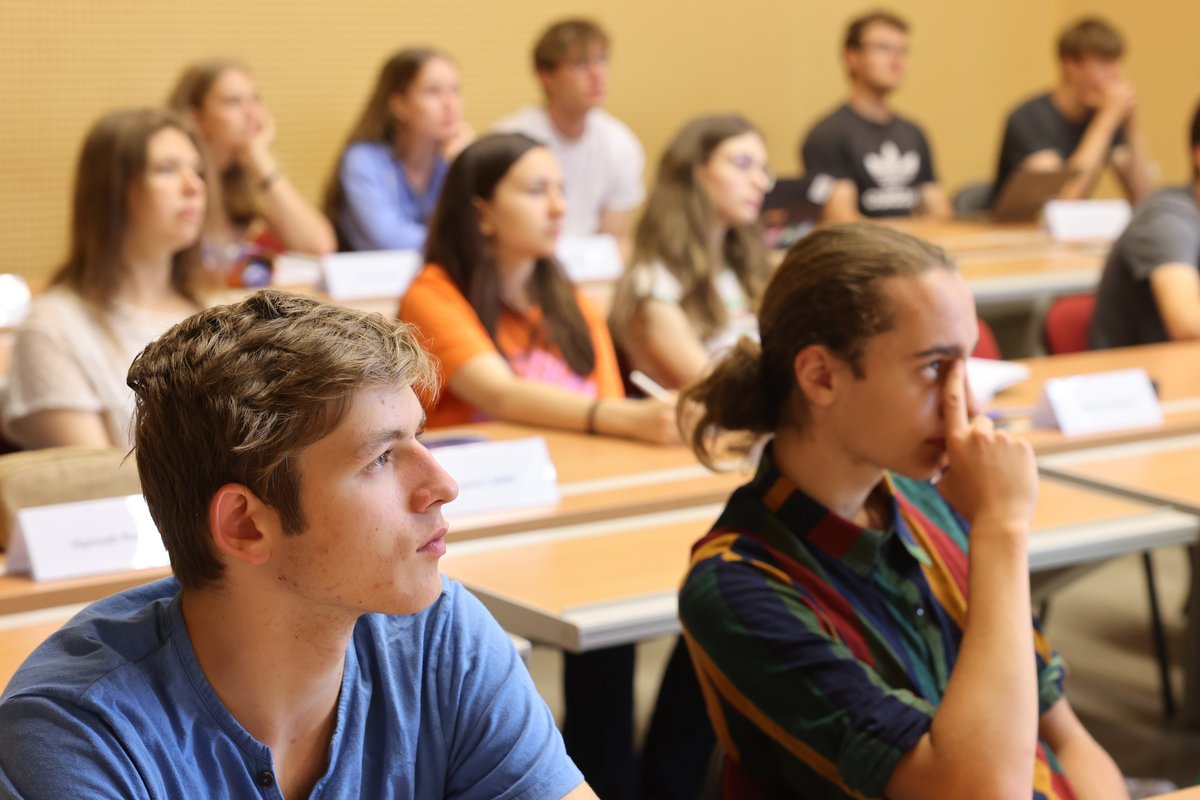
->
[[2, 0, 1178, 278]]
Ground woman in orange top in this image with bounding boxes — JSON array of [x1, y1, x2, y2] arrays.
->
[[400, 132, 676, 443]]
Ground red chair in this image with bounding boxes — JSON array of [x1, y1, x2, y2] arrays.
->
[[1042, 293, 1096, 355], [972, 318, 1002, 360]]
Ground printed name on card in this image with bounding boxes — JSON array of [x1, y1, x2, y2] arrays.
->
[[1031, 368, 1162, 436], [431, 437, 560, 519], [320, 250, 422, 300], [7, 495, 168, 582], [1044, 199, 1131, 242], [556, 235, 624, 283]]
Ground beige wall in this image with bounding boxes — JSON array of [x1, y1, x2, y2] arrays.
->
[[0, 1, 1189, 276]]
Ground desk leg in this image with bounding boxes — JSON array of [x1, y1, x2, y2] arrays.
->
[[1185, 545, 1200, 729]]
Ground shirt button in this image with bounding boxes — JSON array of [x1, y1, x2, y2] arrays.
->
[[257, 770, 275, 788], [915, 606, 926, 617]]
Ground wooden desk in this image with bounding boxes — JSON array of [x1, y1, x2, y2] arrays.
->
[[0, 423, 745, 617], [440, 478, 1195, 653], [1040, 435, 1200, 727], [959, 250, 1102, 305], [1147, 786, 1200, 799], [0, 557, 170, 616], [0, 608, 77, 688], [433, 422, 749, 542], [991, 341, 1200, 454]]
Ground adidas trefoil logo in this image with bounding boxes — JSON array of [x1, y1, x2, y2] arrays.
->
[[863, 141, 920, 188]]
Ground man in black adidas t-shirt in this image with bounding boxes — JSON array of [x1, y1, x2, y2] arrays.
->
[[799, 11, 951, 222], [991, 17, 1154, 206]]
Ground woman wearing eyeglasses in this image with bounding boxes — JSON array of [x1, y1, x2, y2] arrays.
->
[[609, 115, 772, 391]]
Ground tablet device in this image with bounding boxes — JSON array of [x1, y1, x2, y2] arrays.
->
[[990, 167, 1077, 222]]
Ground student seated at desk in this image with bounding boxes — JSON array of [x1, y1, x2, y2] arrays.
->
[[400, 132, 675, 800], [799, 11, 951, 222], [493, 18, 644, 263], [679, 224, 1126, 798], [1092, 101, 1200, 349], [399, 132, 676, 443], [0, 290, 594, 799], [2, 108, 213, 450], [168, 60, 335, 258], [609, 115, 771, 390], [325, 48, 473, 252], [991, 17, 1154, 207]]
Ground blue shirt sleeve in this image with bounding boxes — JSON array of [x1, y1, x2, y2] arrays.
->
[[337, 143, 431, 252], [439, 582, 583, 800], [0, 695, 149, 799]]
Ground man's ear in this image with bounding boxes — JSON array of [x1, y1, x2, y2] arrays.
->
[[535, 67, 555, 97], [208, 484, 281, 568], [793, 344, 844, 410]]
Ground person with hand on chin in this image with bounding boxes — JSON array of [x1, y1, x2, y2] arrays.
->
[[0, 290, 596, 799], [991, 17, 1154, 207], [168, 60, 335, 257], [326, 48, 475, 252], [678, 224, 1127, 799]]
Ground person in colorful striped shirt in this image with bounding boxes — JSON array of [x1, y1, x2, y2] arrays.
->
[[678, 223, 1127, 799]]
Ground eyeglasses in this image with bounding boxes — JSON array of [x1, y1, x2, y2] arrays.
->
[[858, 41, 908, 57], [725, 153, 776, 191]]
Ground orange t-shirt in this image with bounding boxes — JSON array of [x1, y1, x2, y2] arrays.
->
[[398, 264, 625, 428]]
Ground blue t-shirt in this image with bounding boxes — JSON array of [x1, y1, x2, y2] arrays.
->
[[336, 141, 448, 252], [0, 577, 581, 799]]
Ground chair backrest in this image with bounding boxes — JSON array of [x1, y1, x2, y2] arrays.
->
[[953, 180, 993, 218], [1043, 293, 1097, 355], [0, 447, 140, 550], [973, 318, 1002, 360]]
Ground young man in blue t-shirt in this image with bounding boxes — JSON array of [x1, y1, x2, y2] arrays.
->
[[0, 290, 593, 800]]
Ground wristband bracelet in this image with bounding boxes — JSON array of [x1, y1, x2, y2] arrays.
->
[[585, 399, 602, 435], [256, 168, 284, 192]]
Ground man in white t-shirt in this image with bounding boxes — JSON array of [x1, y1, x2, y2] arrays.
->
[[494, 18, 644, 262]]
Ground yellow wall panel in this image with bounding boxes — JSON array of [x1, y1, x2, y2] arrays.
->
[[0, 1, 1179, 277]]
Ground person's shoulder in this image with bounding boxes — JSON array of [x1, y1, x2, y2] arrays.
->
[[22, 285, 90, 327], [492, 106, 550, 139], [405, 263, 459, 297], [1140, 185, 1200, 217], [3, 579, 180, 704], [342, 140, 393, 167], [803, 104, 855, 141], [1008, 92, 1056, 123], [586, 108, 643, 158]]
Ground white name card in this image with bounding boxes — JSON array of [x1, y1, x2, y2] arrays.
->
[[431, 437, 560, 519], [966, 357, 1031, 404], [557, 234, 624, 282], [320, 250, 422, 300], [271, 253, 323, 287], [0, 273, 31, 328], [1044, 199, 1131, 242], [1032, 368, 1162, 436], [6, 495, 168, 582]]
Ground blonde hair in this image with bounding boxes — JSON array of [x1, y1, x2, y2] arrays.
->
[[613, 114, 769, 343]]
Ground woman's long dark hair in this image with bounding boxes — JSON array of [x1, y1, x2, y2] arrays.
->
[[424, 132, 596, 376]]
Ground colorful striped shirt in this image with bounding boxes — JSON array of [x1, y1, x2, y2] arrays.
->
[[679, 446, 1073, 799]]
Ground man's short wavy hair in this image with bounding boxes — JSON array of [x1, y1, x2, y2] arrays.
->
[[127, 290, 437, 591]]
